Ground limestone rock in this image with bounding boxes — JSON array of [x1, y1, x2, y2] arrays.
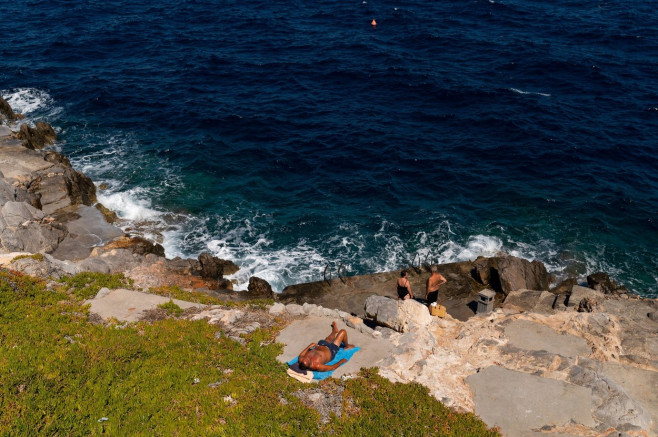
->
[[378, 327, 438, 380], [247, 276, 274, 299], [269, 303, 286, 316], [1, 201, 44, 227], [0, 201, 66, 253], [302, 302, 318, 315], [502, 289, 557, 313], [0, 179, 39, 207], [364, 295, 432, 333], [77, 257, 111, 274], [9, 252, 79, 279], [27, 158, 97, 214], [285, 304, 305, 316], [568, 359, 652, 432], [578, 297, 600, 313], [568, 285, 605, 308]]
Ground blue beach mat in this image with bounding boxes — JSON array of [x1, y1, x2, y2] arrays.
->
[[288, 346, 361, 380]]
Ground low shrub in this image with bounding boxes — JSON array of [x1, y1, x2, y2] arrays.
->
[[10, 253, 44, 263], [1, 270, 499, 436], [148, 285, 274, 308], [59, 272, 133, 300], [157, 300, 184, 316]]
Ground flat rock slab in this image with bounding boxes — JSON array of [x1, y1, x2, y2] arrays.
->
[[85, 288, 204, 322], [0, 126, 11, 137], [505, 319, 590, 357], [600, 361, 658, 435], [0, 141, 53, 179], [276, 315, 394, 379], [51, 205, 124, 261], [467, 365, 595, 436]]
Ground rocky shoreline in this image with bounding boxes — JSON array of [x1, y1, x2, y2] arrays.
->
[[2, 96, 658, 436], [0, 96, 278, 301]]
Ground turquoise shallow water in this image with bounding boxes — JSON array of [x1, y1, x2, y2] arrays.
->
[[1, 0, 657, 295]]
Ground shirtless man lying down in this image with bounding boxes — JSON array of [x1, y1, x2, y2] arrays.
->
[[297, 321, 355, 372]]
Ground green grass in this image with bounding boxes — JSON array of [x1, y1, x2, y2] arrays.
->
[[10, 253, 44, 263], [59, 272, 134, 300], [157, 300, 184, 317], [148, 285, 274, 309], [0, 269, 499, 436]]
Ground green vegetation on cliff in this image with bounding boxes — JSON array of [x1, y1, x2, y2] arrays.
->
[[59, 272, 134, 300], [0, 270, 499, 436]]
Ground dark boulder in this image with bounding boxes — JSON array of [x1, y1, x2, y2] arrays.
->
[[0, 96, 17, 123], [95, 202, 119, 224], [247, 276, 274, 299], [577, 297, 600, 313], [43, 150, 71, 166], [17, 122, 57, 150], [550, 278, 578, 295], [587, 272, 626, 295], [162, 257, 200, 275], [498, 256, 549, 294], [198, 252, 239, 279], [103, 235, 165, 257], [472, 255, 549, 295], [472, 257, 494, 285], [217, 278, 234, 290], [280, 260, 487, 320]]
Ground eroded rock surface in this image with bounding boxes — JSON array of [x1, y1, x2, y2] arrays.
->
[[364, 291, 658, 436]]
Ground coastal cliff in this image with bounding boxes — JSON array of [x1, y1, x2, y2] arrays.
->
[[1, 96, 657, 436]]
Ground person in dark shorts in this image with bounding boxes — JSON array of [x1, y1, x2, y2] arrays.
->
[[397, 270, 414, 300], [298, 321, 355, 372], [425, 264, 447, 304]]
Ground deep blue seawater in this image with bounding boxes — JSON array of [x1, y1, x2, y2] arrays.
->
[[1, 0, 657, 295]]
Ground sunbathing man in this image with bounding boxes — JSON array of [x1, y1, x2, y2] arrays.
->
[[298, 321, 355, 372]]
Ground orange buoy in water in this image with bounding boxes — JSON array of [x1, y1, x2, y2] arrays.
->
[[371, 19, 377, 26]]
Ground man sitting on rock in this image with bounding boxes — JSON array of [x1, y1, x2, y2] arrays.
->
[[297, 322, 355, 372]]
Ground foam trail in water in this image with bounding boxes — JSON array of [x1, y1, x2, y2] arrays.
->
[[509, 88, 551, 97]]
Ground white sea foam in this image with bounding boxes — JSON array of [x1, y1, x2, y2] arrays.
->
[[434, 235, 504, 264], [509, 88, 551, 97], [1, 88, 60, 116], [208, 233, 327, 292], [97, 189, 162, 222]]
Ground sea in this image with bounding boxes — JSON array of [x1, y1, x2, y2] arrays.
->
[[1, 0, 657, 296]]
